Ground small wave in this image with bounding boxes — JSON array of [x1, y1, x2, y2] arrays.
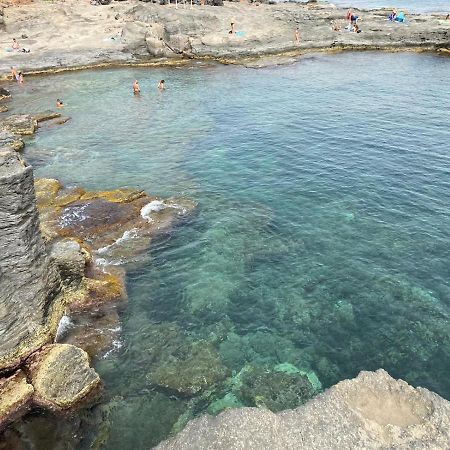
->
[[97, 228, 140, 255], [140, 200, 188, 223], [55, 315, 73, 342], [102, 339, 123, 358], [59, 204, 89, 228]]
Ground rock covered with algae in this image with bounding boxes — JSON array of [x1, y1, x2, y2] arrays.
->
[[149, 341, 230, 396], [156, 369, 450, 450]]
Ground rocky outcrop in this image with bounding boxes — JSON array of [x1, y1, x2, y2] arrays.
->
[[0, 151, 62, 371], [0, 131, 24, 152], [156, 369, 450, 449], [0, 371, 33, 431], [26, 344, 101, 411], [0, 115, 37, 135]]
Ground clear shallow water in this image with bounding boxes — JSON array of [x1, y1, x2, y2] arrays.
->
[[325, 0, 450, 13], [7, 52, 450, 448]]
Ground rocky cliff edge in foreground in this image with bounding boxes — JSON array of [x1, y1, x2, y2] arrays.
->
[[156, 369, 450, 450]]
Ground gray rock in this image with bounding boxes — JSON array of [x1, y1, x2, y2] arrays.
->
[[49, 239, 86, 287], [0, 131, 24, 152], [0, 151, 62, 371], [156, 369, 450, 449], [0, 115, 37, 136]]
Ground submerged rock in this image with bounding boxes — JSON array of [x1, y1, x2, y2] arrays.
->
[[0, 371, 34, 431], [237, 365, 316, 412], [27, 344, 101, 411], [149, 341, 229, 396], [156, 369, 450, 449], [0, 88, 11, 101]]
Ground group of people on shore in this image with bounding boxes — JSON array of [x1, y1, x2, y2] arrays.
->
[[133, 79, 166, 94]]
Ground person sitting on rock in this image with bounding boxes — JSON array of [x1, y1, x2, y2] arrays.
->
[[56, 99, 64, 108], [158, 80, 166, 90], [12, 38, 19, 50], [388, 8, 398, 21], [133, 80, 140, 94]]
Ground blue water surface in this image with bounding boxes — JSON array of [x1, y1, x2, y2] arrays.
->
[[8, 51, 450, 448]]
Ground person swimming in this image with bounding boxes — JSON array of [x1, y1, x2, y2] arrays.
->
[[158, 80, 166, 90], [133, 80, 140, 94], [17, 72, 24, 84], [56, 99, 64, 108]]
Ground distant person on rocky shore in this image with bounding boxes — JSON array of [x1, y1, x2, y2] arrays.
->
[[133, 80, 140, 94], [295, 27, 300, 44], [158, 80, 166, 90], [10, 66, 18, 81], [12, 38, 19, 50]]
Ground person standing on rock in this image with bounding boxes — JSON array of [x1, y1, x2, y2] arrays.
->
[[10, 67, 18, 81], [17, 72, 24, 84], [295, 27, 300, 45], [133, 80, 140, 94], [12, 38, 19, 50]]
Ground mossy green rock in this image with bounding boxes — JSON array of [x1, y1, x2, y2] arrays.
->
[[149, 341, 229, 396], [238, 365, 315, 412]]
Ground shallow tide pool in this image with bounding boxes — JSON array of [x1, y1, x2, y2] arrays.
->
[[6, 52, 450, 449]]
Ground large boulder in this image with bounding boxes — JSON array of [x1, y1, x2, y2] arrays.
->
[[156, 369, 450, 449], [26, 344, 101, 411], [0, 151, 62, 371]]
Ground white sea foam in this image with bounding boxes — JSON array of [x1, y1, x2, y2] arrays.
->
[[140, 200, 167, 222], [97, 228, 139, 255], [102, 339, 123, 358], [55, 315, 73, 342], [140, 200, 187, 222], [59, 204, 89, 228]]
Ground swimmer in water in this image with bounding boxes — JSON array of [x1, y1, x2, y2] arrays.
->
[[133, 80, 140, 94], [17, 72, 24, 84], [158, 79, 166, 90], [56, 99, 64, 108]]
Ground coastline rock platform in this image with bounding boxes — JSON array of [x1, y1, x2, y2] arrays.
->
[[156, 369, 450, 450], [0, 1, 449, 74]]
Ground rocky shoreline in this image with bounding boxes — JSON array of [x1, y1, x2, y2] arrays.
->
[[0, 0, 449, 76], [0, 99, 197, 432]]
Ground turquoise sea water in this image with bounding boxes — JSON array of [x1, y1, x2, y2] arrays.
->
[[325, 0, 450, 13], [5, 52, 450, 448]]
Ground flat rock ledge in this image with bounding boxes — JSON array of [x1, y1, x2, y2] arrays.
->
[[156, 369, 450, 450]]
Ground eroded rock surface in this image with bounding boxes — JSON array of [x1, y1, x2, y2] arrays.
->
[[156, 369, 450, 449], [0, 115, 37, 135], [0, 370, 33, 431], [26, 344, 101, 411], [0, 151, 62, 371]]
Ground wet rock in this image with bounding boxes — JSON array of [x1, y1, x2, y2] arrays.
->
[[237, 365, 316, 412], [27, 344, 101, 411], [0, 88, 11, 101], [157, 369, 450, 449], [0, 130, 24, 152], [33, 111, 62, 123], [0, 151, 62, 371], [0, 371, 34, 431], [0, 105, 8, 113], [149, 341, 229, 396], [0, 115, 37, 135]]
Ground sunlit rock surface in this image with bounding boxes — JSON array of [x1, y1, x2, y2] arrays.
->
[[157, 369, 450, 450], [0, 151, 62, 370]]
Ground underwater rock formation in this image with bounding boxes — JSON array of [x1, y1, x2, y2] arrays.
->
[[0, 151, 62, 371], [156, 369, 450, 449]]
